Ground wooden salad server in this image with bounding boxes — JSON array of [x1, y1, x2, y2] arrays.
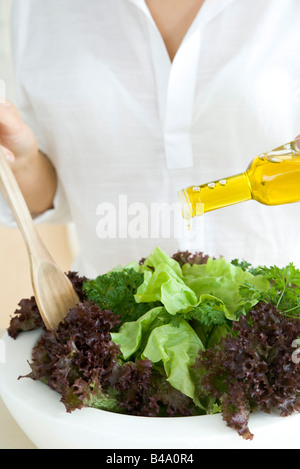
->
[[0, 148, 79, 329]]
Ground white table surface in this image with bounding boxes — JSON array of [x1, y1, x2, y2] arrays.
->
[[0, 330, 36, 449]]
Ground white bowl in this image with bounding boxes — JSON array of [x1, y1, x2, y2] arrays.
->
[[0, 329, 299, 450]]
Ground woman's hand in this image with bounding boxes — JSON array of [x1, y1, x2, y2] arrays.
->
[[0, 99, 57, 216], [0, 99, 38, 162]]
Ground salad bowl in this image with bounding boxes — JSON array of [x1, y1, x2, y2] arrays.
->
[[1, 247, 300, 450], [0, 324, 300, 449]]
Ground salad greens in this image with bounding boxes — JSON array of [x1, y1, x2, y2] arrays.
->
[[110, 248, 269, 404], [8, 247, 300, 440], [238, 262, 300, 319], [82, 268, 160, 325]]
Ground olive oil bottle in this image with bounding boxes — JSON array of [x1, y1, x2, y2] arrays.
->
[[178, 140, 300, 220]]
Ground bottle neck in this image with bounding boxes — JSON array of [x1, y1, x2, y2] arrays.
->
[[179, 172, 252, 219]]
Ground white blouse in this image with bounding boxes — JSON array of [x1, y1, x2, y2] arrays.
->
[[1, 0, 300, 276]]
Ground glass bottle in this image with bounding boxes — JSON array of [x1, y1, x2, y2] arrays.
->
[[178, 140, 300, 220]]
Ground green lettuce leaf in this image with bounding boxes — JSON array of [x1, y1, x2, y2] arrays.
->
[[142, 319, 204, 405], [112, 309, 204, 406], [111, 306, 167, 360], [181, 257, 270, 318], [135, 247, 198, 315], [135, 263, 197, 315], [140, 246, 182, 277]]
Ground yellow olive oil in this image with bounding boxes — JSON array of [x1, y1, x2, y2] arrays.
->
[[178, 141, 300, 220]]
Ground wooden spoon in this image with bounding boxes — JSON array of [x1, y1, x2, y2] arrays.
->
[[0, 149, 79, 329]]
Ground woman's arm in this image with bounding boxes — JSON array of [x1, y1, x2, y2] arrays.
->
[[0, 99, 57, 216]]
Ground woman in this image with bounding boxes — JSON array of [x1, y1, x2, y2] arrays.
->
[[0, 0, 300, 276]]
